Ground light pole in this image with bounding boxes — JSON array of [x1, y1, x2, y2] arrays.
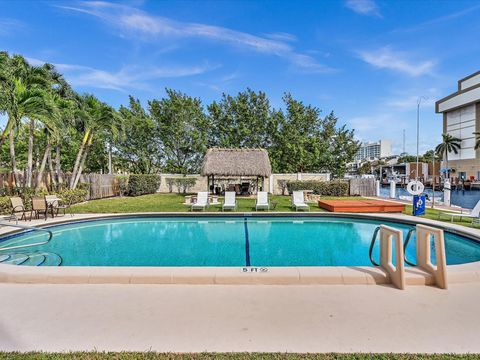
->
[[416, 96, 428, 182]]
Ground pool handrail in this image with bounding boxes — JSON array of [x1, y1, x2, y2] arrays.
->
[[403, 228, 416, 267], [368, 226, 381, 266], [0, 222, 53, 251]]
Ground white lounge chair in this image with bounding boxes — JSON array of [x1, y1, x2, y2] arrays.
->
[[191, 192, 209, 211], [222, 191, 237, 211], [439, 200, 480, 224], [256, 191, 270, 211], [292, 191, 309, 211]]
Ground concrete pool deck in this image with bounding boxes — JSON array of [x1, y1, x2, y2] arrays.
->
[[1, 213, 480, 353], [1, 282, 480, 353]]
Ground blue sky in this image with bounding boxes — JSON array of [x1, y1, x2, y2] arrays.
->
[[1, 0, 479, 155]]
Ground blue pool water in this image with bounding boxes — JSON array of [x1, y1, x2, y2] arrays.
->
[[1, 217, 480, 266]]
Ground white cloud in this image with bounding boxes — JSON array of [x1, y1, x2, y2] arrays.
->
[[345, 0, 381, 17], [357, 46, 435, 77], [56, 1, 334, 74], [26, 56, 217, 91], [0, 18, 25, 36]]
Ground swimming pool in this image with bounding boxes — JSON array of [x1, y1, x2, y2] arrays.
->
[[1, 216, 480, 267]]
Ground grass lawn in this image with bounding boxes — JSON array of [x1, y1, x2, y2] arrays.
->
[[71, 193, 363, 213], [1, 353, 480, 360], [403, 205, 480, 229], [70, 193, 480, 229]]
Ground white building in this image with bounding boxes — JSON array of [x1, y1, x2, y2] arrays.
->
[[354, 140, 392, 162], [435, 70, 480, 179]]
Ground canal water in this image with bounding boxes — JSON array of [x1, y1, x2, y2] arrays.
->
[[379, 186, 480, 209]]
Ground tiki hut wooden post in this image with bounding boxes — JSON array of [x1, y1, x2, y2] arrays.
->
[[201, 148, 272, 194]]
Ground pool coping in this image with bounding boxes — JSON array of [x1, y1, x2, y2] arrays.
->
[[1, 212, 480, 286]]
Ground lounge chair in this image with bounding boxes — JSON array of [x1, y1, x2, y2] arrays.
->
[[191, 192, 209, 211], [32, 197, 48, 220], [9, 196, 29, 222], [438, 200, 480, 224], [222, 191, 237, 211], [292, 191, 309, 211], [256, 191, 270, 211]]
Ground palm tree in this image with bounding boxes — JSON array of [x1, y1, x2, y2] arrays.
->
[[35, 93, 74, 190], [0, 52, 51, 186], [70, 94, 124, 189], [435, 133, 461, 177], [473, 132, 480, 150]]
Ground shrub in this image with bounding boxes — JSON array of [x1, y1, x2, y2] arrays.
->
[[277, 179, 289, 195], [165, 178, 176, 193], [128, 174, 161, 196], [286, 180, 349, 197], [0, 188, 88, 215], [56, 188, 88, 205], [115, 176, 128, 196], [165, 177, 197, 193], [0, 196, 10, 215]]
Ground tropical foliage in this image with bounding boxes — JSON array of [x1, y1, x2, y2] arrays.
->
[[0, 51, 360, 192], [435, 133, 461, 171]]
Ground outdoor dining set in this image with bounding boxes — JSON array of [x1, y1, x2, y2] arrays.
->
[[9, 195, 72, 222]]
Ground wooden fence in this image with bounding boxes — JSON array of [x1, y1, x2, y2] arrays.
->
[[0, 172, 117, 200], [349, 178, 376, 197]]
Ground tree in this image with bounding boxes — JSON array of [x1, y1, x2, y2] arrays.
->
[[435, 133, 461, 176], [116, 96, 161, 174], [70, 95, 122, 189], [0, 52, 51, 186], [473, 131, 480, 150], [150, 89, 209, 173], [357, 161, 372, 175], [269, 94, 358, 176], [422, 149, 442, 163], [208, 89, 276, 149], [321, 113, 359, 178]]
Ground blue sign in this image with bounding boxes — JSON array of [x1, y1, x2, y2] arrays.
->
[[412, 194, 426, 216]]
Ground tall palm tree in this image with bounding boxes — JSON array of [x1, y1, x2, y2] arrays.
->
[[435, 133, 461, 177], [0, 52, 50, 186], [70, 94, 124, 189], [35, 93, 73, 190]]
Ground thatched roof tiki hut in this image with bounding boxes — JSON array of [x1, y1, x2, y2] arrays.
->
[[201, 148, 272, 195]]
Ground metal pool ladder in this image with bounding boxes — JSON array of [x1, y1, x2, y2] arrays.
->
[[368, 225, 448, 289]]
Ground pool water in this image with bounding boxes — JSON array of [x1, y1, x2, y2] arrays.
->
[[1, 217, 480, 266]]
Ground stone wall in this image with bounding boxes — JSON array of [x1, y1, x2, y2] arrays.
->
[[158, 173, 331, 194]]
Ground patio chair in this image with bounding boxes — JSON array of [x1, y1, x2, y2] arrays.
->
[[45, 195, 60, 218], [292, 191, 309, 211], [9, 196, 29, 222], [438, 200, 480, 224], [222, 191, 237, 211], [32, 197, 48, 220], [191, 192, 209, 211], [256, 191, 270, 211]]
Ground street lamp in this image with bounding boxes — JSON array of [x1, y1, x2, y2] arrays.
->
[[416, 96, 428, 182]]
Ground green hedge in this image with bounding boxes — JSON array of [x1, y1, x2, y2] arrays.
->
[[56, 189, 88, 205], [286, 180, 349, 196], [127, 174, 161, 196], [115, 176, 128, 196]]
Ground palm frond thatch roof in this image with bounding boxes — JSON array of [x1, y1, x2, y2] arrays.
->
[[201, 148, 272, 177]]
